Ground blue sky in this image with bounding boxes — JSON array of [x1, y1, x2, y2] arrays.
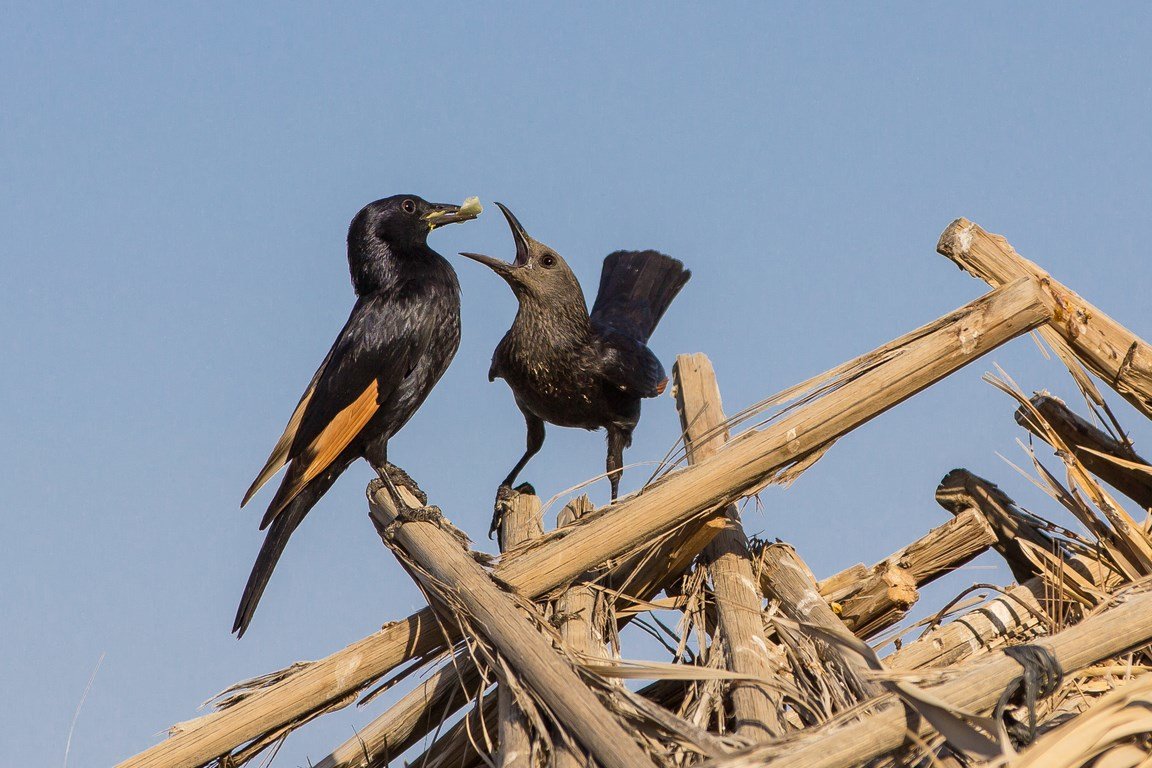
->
[[4, 3, 1152, 766]]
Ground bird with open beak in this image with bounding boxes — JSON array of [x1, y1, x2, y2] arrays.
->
[[463, 203, 689, 535]]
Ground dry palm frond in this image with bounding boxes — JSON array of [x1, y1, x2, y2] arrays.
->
[[987, 675, 1152, 768]]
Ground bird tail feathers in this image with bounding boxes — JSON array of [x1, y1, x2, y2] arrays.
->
[[233, 465, 343, 637], [590, 250, 690, 343]]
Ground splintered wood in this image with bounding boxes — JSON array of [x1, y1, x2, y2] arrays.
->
[[119, 219, 1152, 768]]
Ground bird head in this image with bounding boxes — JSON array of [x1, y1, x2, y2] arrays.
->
[[350, 194, 480, 249], [347, 194, 480, 293], [460, 203, 585, 306]]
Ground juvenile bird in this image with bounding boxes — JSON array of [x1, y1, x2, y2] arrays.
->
[[463, 203, 689, 523], [234, 194, 480, 637]]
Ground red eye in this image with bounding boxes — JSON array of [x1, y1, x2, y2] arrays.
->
[[402, 199, 416, 214]]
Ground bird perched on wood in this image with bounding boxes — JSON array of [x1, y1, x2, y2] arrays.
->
[[233, 194, 481, 637], [463, 203, 689, 528]]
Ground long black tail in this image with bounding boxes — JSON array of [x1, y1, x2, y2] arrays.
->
[[232, 462, 346, 637], [590, 250, 691, 343]]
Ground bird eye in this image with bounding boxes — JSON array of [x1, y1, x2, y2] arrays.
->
[[540, 254, 557, 268], [402, 199, 417, 214]]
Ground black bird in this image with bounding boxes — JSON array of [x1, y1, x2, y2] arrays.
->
[[463, 203, 689, 515], [234, 194, 479, 637]]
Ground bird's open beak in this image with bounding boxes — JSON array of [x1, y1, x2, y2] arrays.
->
[[459, 202, 531, 283], [494, 202, 532, 267], [459, 250, 514, 278], [423, 196, 483, 230]]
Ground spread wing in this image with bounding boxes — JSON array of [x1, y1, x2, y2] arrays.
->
[[250, 295, 419, 528], [596, 327, 668, 399]]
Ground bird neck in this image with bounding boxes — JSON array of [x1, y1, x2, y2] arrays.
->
[[348, 241, 443, 296], [511, 292, 592, 345]]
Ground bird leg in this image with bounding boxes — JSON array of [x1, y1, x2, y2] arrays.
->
[[373, 464, 449, 540], [491, 414, 546, 539], [382, 462, 428, 505], [606, 427, 628, 502], [490, 481, 537, 549]]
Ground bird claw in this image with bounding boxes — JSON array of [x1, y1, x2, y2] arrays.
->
[[383, 504, 443, 540], [382, 463, 428, 506], [489, 484, 517, 541]]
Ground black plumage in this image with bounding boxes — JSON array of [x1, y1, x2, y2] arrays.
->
[[463, 203, 689, 514], [234, 194, 477, 637]]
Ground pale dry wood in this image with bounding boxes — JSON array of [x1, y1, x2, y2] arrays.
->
[[816, 564, 870, 604], [834, 508, 998, 637], [937, 218, 1152, 419], [369, 489, 655, 768], [118, 277, 1052, 768], [497, 490, 544, 768], [706, 587, 1152, 768], [553, 496, 602, 768], [935, 469, 1060, 584], [325, 499, 724, 768], [1016, 393, 1152, 511], [674, 352, 786, 740], [883, 578, 1049, 671], [757, 543, 881, 698], [314, 654, 484, 768]]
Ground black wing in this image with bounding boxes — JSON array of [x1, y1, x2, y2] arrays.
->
[[257, 292, 423, 527], [597, 329, 668, 399]]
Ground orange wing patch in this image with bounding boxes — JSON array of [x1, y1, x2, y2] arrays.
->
[[242, 383, 318, 507], [264, 379, 380, 522]]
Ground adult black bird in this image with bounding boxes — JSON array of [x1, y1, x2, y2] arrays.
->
[[463, 203, 689, 518], [233, 194, 480, 637]]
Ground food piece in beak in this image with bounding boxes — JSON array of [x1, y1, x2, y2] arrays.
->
[[424, 196, 483, 229]]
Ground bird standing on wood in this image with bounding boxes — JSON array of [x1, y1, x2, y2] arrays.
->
[[234, 194, 480, 637], [463, 203, 689, 524]]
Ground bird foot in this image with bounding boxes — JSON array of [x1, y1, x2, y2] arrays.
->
[[549, 607, 586, 628], [489, 483, 535, 542], [376, 463, 428, 506], [489, 485, 514, 542], [382, 503, 446, 541]]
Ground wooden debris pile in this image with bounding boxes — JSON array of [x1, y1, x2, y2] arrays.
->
[[119, 220, 1152, 768]]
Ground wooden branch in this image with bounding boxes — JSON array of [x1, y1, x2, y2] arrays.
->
[[935, 468, 1059, 583], [937, 218, 1152, 419], [757, 543, 881, 698], [369, 489, 655, 768], [707, 587, 1152, 768], [552, 495, 602, 768], [674, 352, 786, 740], [816, 564, 870, 604], [883, 578, 1048, 671], [118, 277, 1052, 768], [834, 507, 997, 637], [1016, 393, 1152, 511], [314, 653, 484, 768], [497, 489, 543, 768]]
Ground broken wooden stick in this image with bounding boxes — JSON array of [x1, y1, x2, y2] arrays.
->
[[674, 352, 786, 740], [118, 276, 1052, 768], [1015, 393, 1152, 511], [937, 218, 1152, 419], [935, 468, 1059, 584], [831, 507, 997, 638], [552, 495, 603, 768], [497, 489, 543, 768], [369, 486, 655, 768], [757, 543, 880, 699]]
